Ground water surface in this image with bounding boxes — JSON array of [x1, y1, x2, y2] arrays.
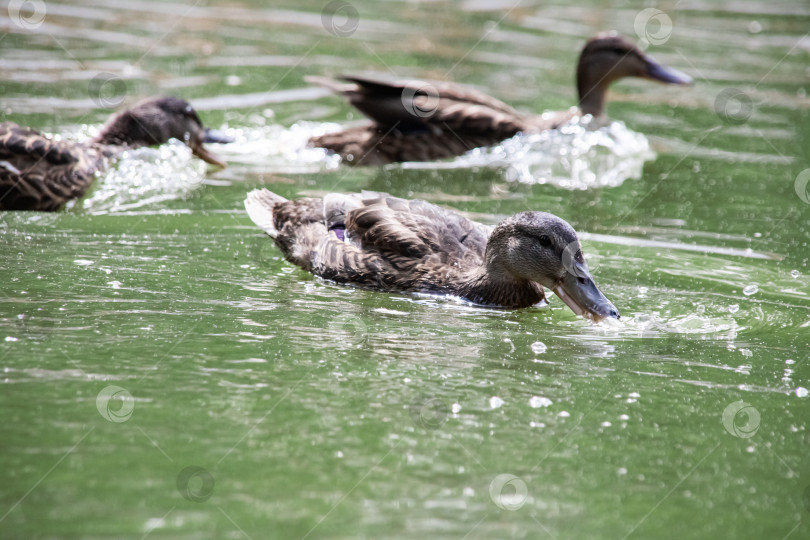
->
[[1, 1, 809, 538]]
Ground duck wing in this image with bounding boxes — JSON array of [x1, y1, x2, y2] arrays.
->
[[336, 76, 526, 134], [308, 76, 531, 159], [0, 123, 100, 211], [0, 123, 79, 167], [245, 189, 387, 285], [344, 194, 491, 265], [244, 189, 492, 292]]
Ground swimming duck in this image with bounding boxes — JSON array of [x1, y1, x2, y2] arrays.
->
[[244, 188, 619, 321], [308, 34, 692, 165], [0, 96, 232, 211]]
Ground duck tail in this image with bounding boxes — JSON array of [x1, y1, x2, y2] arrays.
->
[[244, 189, 287, 238], [304, 75, 357, 94]]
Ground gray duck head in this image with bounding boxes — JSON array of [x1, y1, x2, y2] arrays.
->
[[487, 211, 619, 321], [576, 34, 693, 117], [94, 96, 233, 167]]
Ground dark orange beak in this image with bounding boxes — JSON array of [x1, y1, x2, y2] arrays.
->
[[192, 128, 233, 168]]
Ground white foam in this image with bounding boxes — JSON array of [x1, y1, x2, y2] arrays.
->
[[405, 115, 655, 190]]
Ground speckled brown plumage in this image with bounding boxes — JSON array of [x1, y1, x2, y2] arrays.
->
[[0, 97, 230, 211], [0, 123, 107, 211], [307, 76, 570, 166], [244, 189, 621, 320], [308, 34, 692, 165]]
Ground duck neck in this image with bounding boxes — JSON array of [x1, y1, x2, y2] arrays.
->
[[94, 123, 134, 148], [576, 65, 610, 117], [457, 264, 544, 309], [92, 112, 157, 150], [89, 133, 130, 160]]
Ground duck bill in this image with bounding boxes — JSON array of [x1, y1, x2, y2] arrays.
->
[[202, 128, 235, 144], [643, 58, 693, 85], [191, 141, 227, 168], [553, 264, 619, 322]]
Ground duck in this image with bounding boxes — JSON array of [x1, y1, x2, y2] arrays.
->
[[244, 188, 619, 321], [307, 34, 692, 165], [0, 96, 233, 211]]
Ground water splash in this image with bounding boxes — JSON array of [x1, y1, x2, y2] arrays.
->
[[55, 121, 342, 213], [46, 125, 211, 213], [211, 121, 342, 173], [81, 142, 211, 212], [217, 116, 653, 190], [53, 116, 649, 212], [422, 115, 655, 190]]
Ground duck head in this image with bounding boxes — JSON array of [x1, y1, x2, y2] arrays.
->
[[487, 212, 620, 321], [576, 34, 693, 117], [94, 96, 233, 167]]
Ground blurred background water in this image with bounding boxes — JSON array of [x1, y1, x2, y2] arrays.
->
[[1, 0, 809, 538]]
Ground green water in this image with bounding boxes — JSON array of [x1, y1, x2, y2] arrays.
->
[[1, 1, 809, 538]]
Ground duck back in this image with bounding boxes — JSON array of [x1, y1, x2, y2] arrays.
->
[[245, 189, 492, 293], [0, 123, 103, 211]]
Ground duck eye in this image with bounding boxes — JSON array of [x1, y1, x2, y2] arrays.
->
[[538, 235, 552, 248]]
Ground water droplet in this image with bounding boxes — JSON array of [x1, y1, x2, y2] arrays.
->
[[617, 467, 627, 476], [742, 285, 758, 296], [786, 359, 795, 365], [489, 396, 504, 409], [529, 396, 552, 408], [740, 348, 753, 357], [530, 341, 547, 354], [601, 421, 612, 427], [796, 387, 808, 398], [728, 304, 739, 313], [451, 403, 462, 414], [748, 20, 762, 33], [5, 336, 19, 342], [619, 414, 630, 421], [791, 270, 800, 279], [558, 411, 570, 417]]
